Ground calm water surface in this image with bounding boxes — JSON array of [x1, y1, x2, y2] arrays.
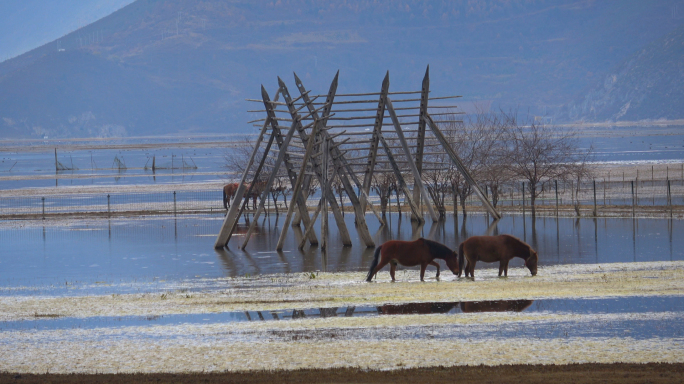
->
[[0, 213, 682, 291]]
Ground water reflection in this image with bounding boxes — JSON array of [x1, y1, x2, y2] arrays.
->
[[1, 213, 683, 286], [5, 296, 681, 332], [460, 300, 533, 313]]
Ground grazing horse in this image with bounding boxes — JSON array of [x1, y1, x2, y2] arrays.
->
[[459, 299, 533, 313], [458, 234, 538, 278], [366, 238, 459, 282]]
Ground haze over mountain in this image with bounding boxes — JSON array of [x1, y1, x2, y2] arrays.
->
[[1, 0, 683, 139], [0, 0, 135, 62], [561, 22, 684, 123]]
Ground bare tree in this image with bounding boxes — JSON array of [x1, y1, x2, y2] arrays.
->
[[505, 117, 593, 214]]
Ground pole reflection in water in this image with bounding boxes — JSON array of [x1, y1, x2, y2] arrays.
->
[[3, 213, 684, 287]]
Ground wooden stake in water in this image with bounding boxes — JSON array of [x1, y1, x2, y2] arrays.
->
[[555, 179, 558, 217], [631, 181, 635, 217], [593, 179, 597, 217]]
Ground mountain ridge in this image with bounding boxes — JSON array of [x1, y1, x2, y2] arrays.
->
[[1, 0, 683, 138]]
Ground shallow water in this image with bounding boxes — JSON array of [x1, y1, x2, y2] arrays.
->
[[0, 213, 683, 292], [1, 126, 684, 189], [0, 214, 684, 289]]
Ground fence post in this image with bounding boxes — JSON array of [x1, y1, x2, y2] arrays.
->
[[42, 197, 45, 219], [631, 181, 635, 218], [668, 179, 672, 218], [173, 191, 177, 215], [107, 194, 110, 216], [522, 182, 525, 216], [554, 180, 558, 217], [593, 179, 597, 217]]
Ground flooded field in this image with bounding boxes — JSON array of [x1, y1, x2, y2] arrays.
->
[[0, 213, 682, 291], [2, 129, 684, 374]]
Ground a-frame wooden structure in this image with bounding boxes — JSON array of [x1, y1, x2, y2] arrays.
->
[[215, 67, 500, 250]]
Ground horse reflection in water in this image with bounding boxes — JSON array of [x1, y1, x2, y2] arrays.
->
[[459, 299, 533, 313], [377, 302, 458, 315], [366, 238, 459, 282], [377, 300, 533, 315]]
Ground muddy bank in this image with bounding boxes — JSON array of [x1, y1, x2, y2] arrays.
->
[[2, 363, 683, 383]]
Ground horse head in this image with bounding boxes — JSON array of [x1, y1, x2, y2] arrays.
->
[[526, 249, 538, 276], [445, 250, 459, 276]]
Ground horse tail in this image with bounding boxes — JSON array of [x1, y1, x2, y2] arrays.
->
[[366, 245, 383, 282], [458, 242, 465, 277]]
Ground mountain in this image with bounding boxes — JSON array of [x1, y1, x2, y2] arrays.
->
[[1, 0, 683, 138], [0, 0, 135, 62], [560, 23, 684, 123]]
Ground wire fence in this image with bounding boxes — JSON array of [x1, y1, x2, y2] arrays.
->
[[0, 178, 682, 219], [0, 190, 225, 218]]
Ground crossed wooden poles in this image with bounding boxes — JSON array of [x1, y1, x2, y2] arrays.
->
[[215, 67, 500, 251]]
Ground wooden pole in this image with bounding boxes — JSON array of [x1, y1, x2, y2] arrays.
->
[[631, 180, 635, 218], [385, 97, 439, 222], [298, 166, 338, 250], [279, 75, 355, 246], [276, 123, 321, 251], [321, 137, 329, 251], [240, 120, 299, 249], [412, 65, 429, 221], [214, 88, 281, 248], [378, 132, 423, 221], [263, 85, 319, 246], [555, 179, 558, 217], [291, 73, 376, 246], [422, 114, 501, 220], [593, 179, 597, 217], [360, 71, 389, 214]]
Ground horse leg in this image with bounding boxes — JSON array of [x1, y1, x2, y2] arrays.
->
[[428, 260, 440, 278], [389, 261, 397, 282], [372, 259, 391, 281], [419, 263, 427, 282], [498, 262, 504, 277], [503, 260, 510, 277], [468, 260, 476, 278]]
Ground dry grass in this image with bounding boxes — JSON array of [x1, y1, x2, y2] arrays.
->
[[1, 363, 683, 383]]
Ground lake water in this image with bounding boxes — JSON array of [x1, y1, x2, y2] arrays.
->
[[2, 125, 684, 189], [1, 212, 682, 294]]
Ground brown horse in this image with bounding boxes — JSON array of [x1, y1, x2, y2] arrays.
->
[[459, 299, 533, 313], [366, 238, 459, 282], [458, 234, 538, 278], [222, 183, 239, 209], [223, 183, 260, 210]]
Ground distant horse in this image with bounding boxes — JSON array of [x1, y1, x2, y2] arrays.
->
[[459, 299, 533, 313], [223, 182, 259, 210], [377, 302, 458, 315], [223, 183, 239, 209], [458, 234, 538, 278], [366, 238, 459, 282]]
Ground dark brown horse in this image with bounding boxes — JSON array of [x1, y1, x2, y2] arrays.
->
[[366, 238, 459, 282], [459, 299, 533, 313], [458, 234, 538, 278]]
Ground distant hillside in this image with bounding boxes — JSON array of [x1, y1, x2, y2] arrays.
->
[[561, 23, 684, 123], [1, 0, 683, 138]]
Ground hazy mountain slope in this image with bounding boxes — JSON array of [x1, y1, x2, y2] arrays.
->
[[1, 0, 683, 138], [0, 0, 135, 62], [561, 23, 684, 123]]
